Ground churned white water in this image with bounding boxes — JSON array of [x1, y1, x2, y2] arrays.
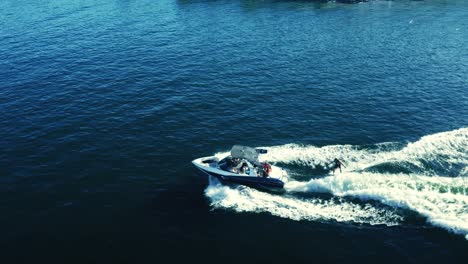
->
[[205, 128, 468, 239], [205, 177, 403, 226]]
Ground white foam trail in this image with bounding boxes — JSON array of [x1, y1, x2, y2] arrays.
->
[[286, 173, 468, 238], [262, 128, 468, 175], [206, 128, 468, 238], [205, 178, 403, 226]]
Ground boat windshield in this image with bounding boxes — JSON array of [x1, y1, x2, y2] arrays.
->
[[230, 145, 259, 162]]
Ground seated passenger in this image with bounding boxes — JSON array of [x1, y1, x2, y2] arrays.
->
[[224, 157, 239, 173], [231, 158, 246, 173], [262, 163, 272, 178], [239, 163, 249, 174]]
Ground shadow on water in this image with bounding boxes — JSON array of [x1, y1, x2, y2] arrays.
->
[[145, 186, 212, 228], [177, 0, 369, 4], [363, 161, 423, 174], [177, 0, 371, 9], [362, 159, 467, 177], [277, 162, 331, 180], [177, 0, 468, 11]]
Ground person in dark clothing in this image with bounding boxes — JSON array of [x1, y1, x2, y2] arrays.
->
[[239, 162, 249, 174], [331, 158, 345, 174]]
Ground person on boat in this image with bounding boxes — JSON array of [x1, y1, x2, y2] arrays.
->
[[239, 163, 249, 174], [223, 157, 235, 172], [331, 158, 345, 174], [231, 158, 248, 174], [262, 163, 272, 177]]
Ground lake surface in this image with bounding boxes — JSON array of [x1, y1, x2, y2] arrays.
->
[[1, 0, 467, 263]]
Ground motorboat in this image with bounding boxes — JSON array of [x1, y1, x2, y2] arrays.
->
[[192, 145, 286, 191]]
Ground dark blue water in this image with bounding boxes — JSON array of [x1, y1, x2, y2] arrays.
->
[[1, 0, 467, 263]]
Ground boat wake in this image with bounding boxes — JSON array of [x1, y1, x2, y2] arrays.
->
[[206, 178, 403, 226], [204, 128, 468, 239]]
